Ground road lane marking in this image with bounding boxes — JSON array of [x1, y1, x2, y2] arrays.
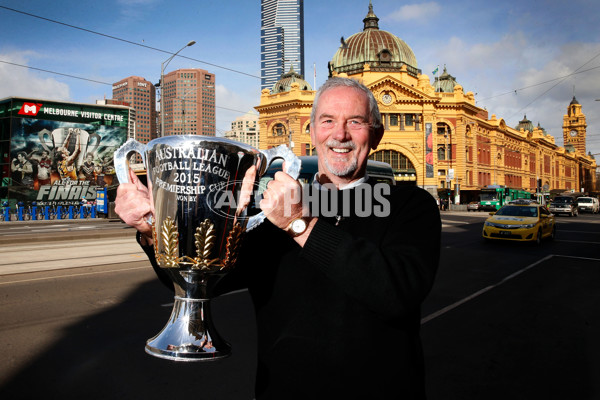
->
[[557, 229, 600, 234], [554, 239, 600, 244], [553, 254, 600, 261], [421, 254, 554, 325], [0, 265, 149, 285]]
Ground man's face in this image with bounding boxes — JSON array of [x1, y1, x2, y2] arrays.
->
[[42, 152, 49, 159], [310, 86, 382, 186]]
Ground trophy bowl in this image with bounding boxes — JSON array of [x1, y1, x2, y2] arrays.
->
[[114, 135, 299, 361]]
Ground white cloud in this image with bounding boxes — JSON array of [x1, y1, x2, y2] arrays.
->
[[215, 84, 259, 136], [386, 2, 441, 22], [116, 0, 160, 22], [0, 51, 71, 101], [418, 34, 600, 156], [520, 43, 600, 101]]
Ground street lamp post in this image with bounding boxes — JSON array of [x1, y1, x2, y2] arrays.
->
[[160, 40, 196, 137], [174, 87, 197, 135]]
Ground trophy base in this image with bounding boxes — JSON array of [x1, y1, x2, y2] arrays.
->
[[144, 343, 231, 362], [145, 295, 231, 362]]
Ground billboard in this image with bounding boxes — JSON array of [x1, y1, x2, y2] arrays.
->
[[425, 123, 433, 178], [5, 99, 129, 206]]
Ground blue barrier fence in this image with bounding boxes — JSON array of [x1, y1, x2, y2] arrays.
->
[[1, 202, 97, 221]]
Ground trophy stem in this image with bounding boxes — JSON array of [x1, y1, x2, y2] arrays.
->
[[145, 294, 231, 361]]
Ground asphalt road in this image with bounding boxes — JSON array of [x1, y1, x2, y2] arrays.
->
[[0, 213, 599, 399]]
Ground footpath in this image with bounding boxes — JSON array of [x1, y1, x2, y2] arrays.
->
[[0, 218, 143, 276], [0, 218, 136, 245]]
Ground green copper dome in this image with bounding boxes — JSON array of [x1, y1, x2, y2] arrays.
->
[[328, 2, 420, 77], [433, 66, 460, 93], [271, 65, 312, 94], [515, 115, 534, 132]]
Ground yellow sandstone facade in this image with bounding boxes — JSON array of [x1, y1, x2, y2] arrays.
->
[[255, 3, 597, 201]]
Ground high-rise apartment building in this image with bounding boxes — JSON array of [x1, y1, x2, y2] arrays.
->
[[260, 0, 304, 90], [112, 76, 156, 144], [161, 68, 216, 136], [224, 111, 259, 148]]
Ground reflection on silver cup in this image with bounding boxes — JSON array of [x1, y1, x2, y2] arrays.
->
[[114, 135, 300, 361]]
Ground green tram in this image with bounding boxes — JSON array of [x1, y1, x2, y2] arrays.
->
[[479, 186, 532, 211]]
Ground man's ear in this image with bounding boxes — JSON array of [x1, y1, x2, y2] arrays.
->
[[370, 125, 384, 150]]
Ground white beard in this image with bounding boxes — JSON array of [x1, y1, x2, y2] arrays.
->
[[324, 140, 358, 177]]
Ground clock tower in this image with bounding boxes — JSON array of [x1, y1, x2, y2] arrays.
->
[[562, 96, 587, 154]]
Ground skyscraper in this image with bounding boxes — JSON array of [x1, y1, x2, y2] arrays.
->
[[112, 76, 156, 143], [260, 0, 304, 91], [161, 68, 216, 136]]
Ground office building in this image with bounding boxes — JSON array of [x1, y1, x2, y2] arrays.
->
[[260, 0, 305, 90], [112, 76, 156, 143], [161, 68, 216, 136]]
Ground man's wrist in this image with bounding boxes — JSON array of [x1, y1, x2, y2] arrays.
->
[[136, 230, 154, 247]]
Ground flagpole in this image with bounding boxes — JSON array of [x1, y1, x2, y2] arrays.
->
[[432, 64, 440, 91]]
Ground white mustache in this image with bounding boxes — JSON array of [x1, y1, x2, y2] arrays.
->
[[325, 140, 356, 150]]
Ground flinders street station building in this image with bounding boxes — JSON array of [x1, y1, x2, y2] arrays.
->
[[255, 3, 597, 202]]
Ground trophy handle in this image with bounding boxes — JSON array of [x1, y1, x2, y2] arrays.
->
[[114, 138, 147, 184], [246, 145, 301, 231]]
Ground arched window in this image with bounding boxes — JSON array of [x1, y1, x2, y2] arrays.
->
[[272, 123, 286, 136], [437, 145, 446, 160], [378, 49, 392, 64], [369, 150, 416, 178], [437, 122, 451, 136]]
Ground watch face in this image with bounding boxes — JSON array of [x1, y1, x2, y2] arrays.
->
[[291, 219, 307, 233], [569, 130, 578, 137]]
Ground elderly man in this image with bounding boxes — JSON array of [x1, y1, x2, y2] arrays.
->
[[116, 77, 440, 399]]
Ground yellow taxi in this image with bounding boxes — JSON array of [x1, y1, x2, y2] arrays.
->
[[482, 202, 556, 244]]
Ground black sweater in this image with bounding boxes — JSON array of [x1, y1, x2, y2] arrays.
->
[[142, 182, 441, 399]]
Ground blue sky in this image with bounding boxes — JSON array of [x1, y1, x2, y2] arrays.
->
[[1, 0, 599, 158]]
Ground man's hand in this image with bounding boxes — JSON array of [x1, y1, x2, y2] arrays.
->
[[260, 166, 317, 246], [115, 168, 153, 242], [260, 169, 304, 229]]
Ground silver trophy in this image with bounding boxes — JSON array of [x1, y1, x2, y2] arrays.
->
[[114, 135, 300, 361]]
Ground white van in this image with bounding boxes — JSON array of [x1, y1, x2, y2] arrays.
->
[[576, 196, 599, 214]]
